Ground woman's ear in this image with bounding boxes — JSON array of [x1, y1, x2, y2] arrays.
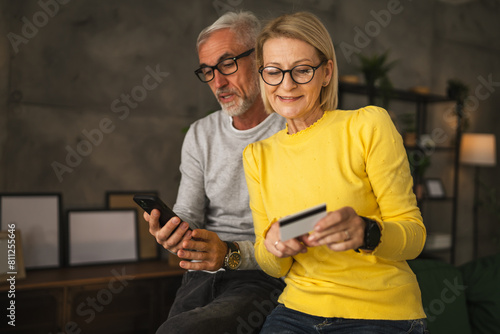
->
[[322, 59, 334, 86]]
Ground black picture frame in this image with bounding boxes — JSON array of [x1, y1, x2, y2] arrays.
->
[[66, 209, 139, 266]]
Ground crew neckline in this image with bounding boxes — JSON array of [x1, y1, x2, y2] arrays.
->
[[227, 112, 282, 138], [278, 110, 331, 144], [285, 110, 327, 137]]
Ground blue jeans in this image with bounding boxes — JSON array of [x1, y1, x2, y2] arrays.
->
[[156, 270, 285, 334], [260, 304, 428, 334]]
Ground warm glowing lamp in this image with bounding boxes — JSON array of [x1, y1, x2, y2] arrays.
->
[[460, 133, 497, 259]]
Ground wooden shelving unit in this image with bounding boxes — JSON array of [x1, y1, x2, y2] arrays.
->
[[0, 260, 185, 334], [338, 82, 461, 264]]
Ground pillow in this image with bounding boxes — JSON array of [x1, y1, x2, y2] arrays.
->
[[408, 258, 471, 334], [459, 253, 500, 334]]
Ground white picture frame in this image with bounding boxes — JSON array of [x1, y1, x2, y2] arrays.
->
[[425, 178, 446, 199], [0, 193, 61, 269], [67, 209, 138, 266]]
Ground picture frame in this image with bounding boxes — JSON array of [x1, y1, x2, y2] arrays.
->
[[0, 193, 62, 269], [67, 209, 139, 266], [106, 191, 160, 260], [425, 178, 446, 199], [0, 229, 26, 280]]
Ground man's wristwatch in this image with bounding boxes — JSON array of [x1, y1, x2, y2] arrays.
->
[[223, 241, 241, 270], [358, 217, 381, 251]]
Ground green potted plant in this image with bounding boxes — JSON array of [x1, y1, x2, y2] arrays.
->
[[356, 51, 397, 105], [447, 79, 469, 103], [408, 151, 431, 200], [400, 112, 417, 147], [446, 79, 470, 132]]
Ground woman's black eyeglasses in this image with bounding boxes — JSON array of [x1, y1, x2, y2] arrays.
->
[[259, 61, 325, 86]]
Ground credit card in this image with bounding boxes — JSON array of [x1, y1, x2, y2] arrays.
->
[[279, 203, 327, 241]]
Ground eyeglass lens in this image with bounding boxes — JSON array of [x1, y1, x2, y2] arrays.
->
[[197, 59, 238, 82], [261, 65, 318, 86]]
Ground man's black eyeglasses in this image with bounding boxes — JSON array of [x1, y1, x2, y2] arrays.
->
[[194, 48, 255, 83]]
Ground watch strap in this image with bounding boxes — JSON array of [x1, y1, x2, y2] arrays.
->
[[223, 241, 241, 270], [358, 216, 381, 251], [225, 241, 239, 253]]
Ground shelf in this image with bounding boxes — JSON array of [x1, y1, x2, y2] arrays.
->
[[405, 145, 455, 152], [0, 260, 185, 292], [421, 196, 454, 202], [338, 82, 454, 104]]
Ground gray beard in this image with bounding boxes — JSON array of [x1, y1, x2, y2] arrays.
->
[[218, 80, 260, 117], [221, 94, 256, 117]]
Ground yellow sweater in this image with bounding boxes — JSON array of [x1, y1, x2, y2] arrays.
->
[[243, 106, 426, 320]]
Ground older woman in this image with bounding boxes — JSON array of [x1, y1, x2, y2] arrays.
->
[[243, 12, 427, 333]]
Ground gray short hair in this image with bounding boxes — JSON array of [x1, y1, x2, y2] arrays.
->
[[196, 11, 261, 51]]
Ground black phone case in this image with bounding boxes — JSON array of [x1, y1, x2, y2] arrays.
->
[[133, 194, 178, 227]]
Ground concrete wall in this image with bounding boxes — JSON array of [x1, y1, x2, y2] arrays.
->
[[0, 0, 8, 183], [1, 0, 499, 265]]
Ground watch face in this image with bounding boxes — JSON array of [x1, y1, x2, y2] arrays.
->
[[366, 221, 381, 249], [227, 253, 241, 270]]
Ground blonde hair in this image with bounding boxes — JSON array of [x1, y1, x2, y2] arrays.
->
[[256, 12, 338, 113]]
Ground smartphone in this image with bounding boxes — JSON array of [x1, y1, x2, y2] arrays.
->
[[133, 194, 190, 231]]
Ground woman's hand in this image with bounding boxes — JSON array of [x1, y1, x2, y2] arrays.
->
[[264, 221, 308, 258], [305, 206, 366, 251]]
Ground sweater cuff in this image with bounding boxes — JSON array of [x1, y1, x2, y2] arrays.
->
[[235, 240, 261, 270]]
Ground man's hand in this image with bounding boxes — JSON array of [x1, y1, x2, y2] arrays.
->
[[176, 229, 228, 271], [145, 209, 192, 254]]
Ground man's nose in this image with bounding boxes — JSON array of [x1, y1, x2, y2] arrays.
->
[[213, 70, 229, 89]]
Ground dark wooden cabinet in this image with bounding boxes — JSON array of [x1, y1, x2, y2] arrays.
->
[[0, 261, 184, 334]]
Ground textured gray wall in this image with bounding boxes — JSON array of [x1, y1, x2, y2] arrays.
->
[[1, 0, 499, 265], [0, 1, 8, 174]]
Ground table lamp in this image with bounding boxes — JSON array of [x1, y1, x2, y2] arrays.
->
[[460, 133, 497, 259]]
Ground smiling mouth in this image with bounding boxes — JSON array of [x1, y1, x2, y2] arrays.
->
[[278, 95, 301, 102]]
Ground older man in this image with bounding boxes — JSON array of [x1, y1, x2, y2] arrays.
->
[[146, 11, 285, 334]]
